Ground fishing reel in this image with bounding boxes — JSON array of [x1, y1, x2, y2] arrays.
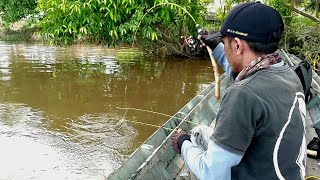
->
[[178, 24, 215, 57], [179, 24, 210, 57], [180, 35, 197, 50], [196, 24, 207, 36]]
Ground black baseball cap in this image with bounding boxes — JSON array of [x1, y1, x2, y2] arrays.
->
[[212, 2, 284, 43]]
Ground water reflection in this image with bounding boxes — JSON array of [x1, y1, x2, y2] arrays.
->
[[0, 42, 214, 179]]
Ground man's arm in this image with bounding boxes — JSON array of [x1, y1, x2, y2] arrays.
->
[[212, 43, 232, 77], [181, 139, 243, 180], [179, 86, 260, 180]]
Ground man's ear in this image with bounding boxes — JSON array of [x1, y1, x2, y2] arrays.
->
[[233, 37, 243, 55]]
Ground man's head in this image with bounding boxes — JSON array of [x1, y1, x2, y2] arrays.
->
[[213, 2, 284, 72]]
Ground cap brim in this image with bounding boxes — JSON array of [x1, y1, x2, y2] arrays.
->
[[207, 32, 224, 39]]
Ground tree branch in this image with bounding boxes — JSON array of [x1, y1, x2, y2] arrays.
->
[[316, 0, 319, 18], [156, 39, 184, 55], [156, 27, 181, 46], [284, 3, 320, 22]]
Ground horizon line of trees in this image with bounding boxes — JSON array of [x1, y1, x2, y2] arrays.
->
[[0, 0, 319, 65]]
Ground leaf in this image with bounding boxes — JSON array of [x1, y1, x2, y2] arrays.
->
[[151, 32, 155, 40], [61, 4, 66, 12], [113, 30, 118, 38], [110, 12, 114, 21]]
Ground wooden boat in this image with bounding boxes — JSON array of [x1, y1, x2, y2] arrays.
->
[[108, 50, 320, 179]]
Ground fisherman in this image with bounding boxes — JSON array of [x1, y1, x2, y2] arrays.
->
[[171, 2, 306, 180]]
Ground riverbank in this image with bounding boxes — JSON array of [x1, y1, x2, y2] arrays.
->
[[0, 26, 40, 42]]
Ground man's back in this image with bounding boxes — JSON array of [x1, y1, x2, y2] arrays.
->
[[211, 63, 306, 180]]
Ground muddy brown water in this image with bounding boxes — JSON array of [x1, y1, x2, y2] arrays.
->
[[0, 42, 215, 179]]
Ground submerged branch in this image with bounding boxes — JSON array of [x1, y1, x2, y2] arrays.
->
[[157, 39, 185, 55]]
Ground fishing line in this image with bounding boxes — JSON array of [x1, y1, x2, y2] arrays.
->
[[116, 107, 200, 126], [122, 119, 176, 131], [118, 107, 175, 119], [117, 107, 175, 131]]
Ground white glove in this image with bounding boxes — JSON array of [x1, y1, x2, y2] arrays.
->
[[190, 125, 214, 151]]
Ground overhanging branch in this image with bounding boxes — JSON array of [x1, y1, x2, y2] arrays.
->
[[284, 3, 320, 22]]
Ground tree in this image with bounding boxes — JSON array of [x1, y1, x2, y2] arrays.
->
[[283, 0, 320, 22], [267, 0, 320, 67], [37, 0, 206, 56], [0, 0, 37, 25]]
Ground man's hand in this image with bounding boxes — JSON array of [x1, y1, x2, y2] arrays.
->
[[171, 129, 191, 154], [198, 34, 220, 51]]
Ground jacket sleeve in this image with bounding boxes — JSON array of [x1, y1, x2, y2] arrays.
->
[[181, 139, 243, 180], [212, 43, 231, 77], [212, 86, 262, 152]]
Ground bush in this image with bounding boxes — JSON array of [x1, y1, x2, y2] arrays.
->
[[37, 0, 205, 51], [282, 16, 320, 71]]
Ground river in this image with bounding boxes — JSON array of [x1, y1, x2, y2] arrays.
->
[[0, 42, 215, 179]]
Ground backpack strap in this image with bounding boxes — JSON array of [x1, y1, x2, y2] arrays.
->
[[293, 61, 312, 101], [300, 61, 312, 94]]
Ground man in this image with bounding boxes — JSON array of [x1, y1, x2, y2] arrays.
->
[[171, 2, 306, 180]]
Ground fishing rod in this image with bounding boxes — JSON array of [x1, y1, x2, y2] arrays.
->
[[196, 24, 221, 99], [180, 25, 221, 99]]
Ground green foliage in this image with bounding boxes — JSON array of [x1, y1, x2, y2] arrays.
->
[[0, 0, 37, 25], [284, 16, 320, 69], [38, 0, 205, 49], [267, 0, 292, 19], [203, 0, 251, 32], [304, 0, 320, 15], [265, 0, 320, 68]]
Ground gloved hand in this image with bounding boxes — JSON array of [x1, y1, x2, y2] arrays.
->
[[171, 129, 191, 154], [190, 125, 214, 151], [198, 34, 220, 51]]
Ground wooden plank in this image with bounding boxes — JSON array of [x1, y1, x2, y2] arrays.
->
[[306, 111, 320, 176], [155, 161, 172, 179], [166, 154, 185, 176], [309, 102, 320, 129], [177, 166, 198, 180], [108, 149, 148, 180]]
